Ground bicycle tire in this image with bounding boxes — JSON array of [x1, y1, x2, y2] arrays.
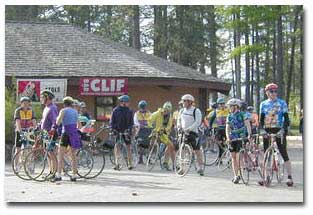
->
[[24, 148, 57, 182], [239, 149, 252, 185], [64, 148, 94, 178], [204, 141, 220, 166], [12, 147, 33, 180], [275, 153, 285, 183], [217, 150, 232, 171], [174, 144, 192, 177], [146, 142, 158, 172], [263, 148, 274, 186]]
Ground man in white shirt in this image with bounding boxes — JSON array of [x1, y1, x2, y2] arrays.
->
[[177, 94, 205, 176]]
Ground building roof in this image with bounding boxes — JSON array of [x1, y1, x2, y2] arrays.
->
[[5, 21, 231, 94]]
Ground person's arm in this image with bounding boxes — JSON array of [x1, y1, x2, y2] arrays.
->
[[186, 108, 202, 132], [225, 123, 231, 142], [15, 119, 22, 132], [49, 107, 58, 130], [209, 111, 216, 128], [176, 110, 182, 130], [56, 109, 65, 126], [109, 110, 116, 130], [31, 110, 36, 128], [134, 112, 139, 127], [148, 111, 157, 128], [244, 119, 252, 138], [165, 114, 173, 134]]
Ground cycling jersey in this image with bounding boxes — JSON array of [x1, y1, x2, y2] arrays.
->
[[14, 107, 35, 129], [148, 108, 173, 145], [41, 103, 58, 131], [226, 111, 248, 140], [134, 110, 151, 128], [177, 106, 202, 134], [210, 108, 229, 129], [207, 110, 217, 128], [260, 98, 288, 129]]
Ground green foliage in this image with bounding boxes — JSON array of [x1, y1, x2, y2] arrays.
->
[[5, 80, 17, 145]]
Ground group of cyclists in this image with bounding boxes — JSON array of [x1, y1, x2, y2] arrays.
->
[[13, 82, 294, 187]]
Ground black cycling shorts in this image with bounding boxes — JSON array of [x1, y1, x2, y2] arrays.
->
[[60, 133, 71, 148], [216, 128, 226, 142], [229, 140, 242, 153], [263, 128, 289, 162], [185, 132, 200, 150], [15, 131, 22, 148]]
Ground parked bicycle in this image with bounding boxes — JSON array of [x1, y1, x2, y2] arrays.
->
[[174, 130, 206, 177], [261, 130, 285, 187], [238, 135, 264, 185]]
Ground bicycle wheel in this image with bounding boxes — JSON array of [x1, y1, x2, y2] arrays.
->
[[174, 144, 193, 177], [146, 142, 159, 171], [275, 153, 285, 183], [82, 146, 106, 179], [239, 150, 252, 185], [263, 148, 274, 186], [12, 147, 33, 180], [204, 141, 220, 166], [217, 150, 232, 171], [24, 148, 57, 182], [64, 148, 94, 178]]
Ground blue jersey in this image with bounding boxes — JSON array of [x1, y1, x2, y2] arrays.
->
[[226, 111, 248, 139], [260, 98, 288, 128]]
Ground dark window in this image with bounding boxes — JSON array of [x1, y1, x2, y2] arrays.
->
[[95, 97, 117, 121]]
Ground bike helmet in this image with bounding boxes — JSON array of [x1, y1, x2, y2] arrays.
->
[[265, 83, 278, 92], [73, 99, 80, 106], [40, 89, 55, 99], [118, 95, 130, 102], [247, 106, 254, 112], [63, 96, 74, 105], [138, 100, 148, 109], [211, 102, 218, 109], [80, 101, 87, 108], [216, 97, 225, 104], [162, 101, 172, 112], [181, 94, 195, 102], [226, 98, 242, 107], [20, 96, 31, 103]]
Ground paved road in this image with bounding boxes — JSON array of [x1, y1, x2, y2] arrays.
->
[[4, 140, 303, 203]]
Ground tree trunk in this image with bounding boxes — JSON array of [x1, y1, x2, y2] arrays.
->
[[250, 28, 255, 105], [300, 7, 304, 109], [255, 25, 260, 113], [234, 12, 241, 99], [286, 6, 301, 105], [208, 5, 218, 101], [272, 20, 277, 83], [276, 6, 285, 99], [245, 28, 250, 104], [132, 5, 141, 50]]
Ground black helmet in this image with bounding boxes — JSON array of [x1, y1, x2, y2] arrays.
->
[[40, 89, 55, 99], [211, 102, 218, 109]]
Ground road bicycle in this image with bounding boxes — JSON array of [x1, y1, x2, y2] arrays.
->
[[238, 135, 264, 185], [146, 130, 168, 171], [174, 130, 206, 177], [135, 127, 152, 165], [11, 128, 38, 180], [261, 130, 285, 186], [112, 129, 138, 170]]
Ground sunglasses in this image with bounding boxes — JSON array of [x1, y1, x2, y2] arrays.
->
[[269, 90, 278, 94]]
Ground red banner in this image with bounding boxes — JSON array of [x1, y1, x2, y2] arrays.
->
[[79, 78, 128, 96], [17, 80, 41, 102]]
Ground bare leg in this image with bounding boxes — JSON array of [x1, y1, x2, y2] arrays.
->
[[70, 147, 77, 174], [195, 150, 204, 168]]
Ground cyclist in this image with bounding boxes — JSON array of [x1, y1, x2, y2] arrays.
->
[[73, 99, 81, 113], [247, 106, 259, 135], [148, 101, 175, 171], [80, 101, 91, 120], [206, 102, 218, 135], [39, 89, 58, 177], [134, 100, 151, 164], [52, 96, 81, 182], [209, 98, 229, 159], [13, 96, 36, 166], [110, 95, 134, 170], [176, 94, 204, 176], [225, 98, 252, 184], [258, 83, 293, 187]]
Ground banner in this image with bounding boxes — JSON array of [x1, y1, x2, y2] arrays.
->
[[17, 79, 67, 103], [79, 78, 128, 96]]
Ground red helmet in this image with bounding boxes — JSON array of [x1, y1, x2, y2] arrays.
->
[[265, 83, 278, 92]]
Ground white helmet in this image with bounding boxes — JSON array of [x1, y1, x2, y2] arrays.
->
[[181, 94, 195, 102], [227, 98, 242, 107]]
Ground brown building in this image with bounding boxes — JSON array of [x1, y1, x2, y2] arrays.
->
[[5, 21, 231, 123]]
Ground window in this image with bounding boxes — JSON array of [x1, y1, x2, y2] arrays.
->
[[95, 97, 117, 121]]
